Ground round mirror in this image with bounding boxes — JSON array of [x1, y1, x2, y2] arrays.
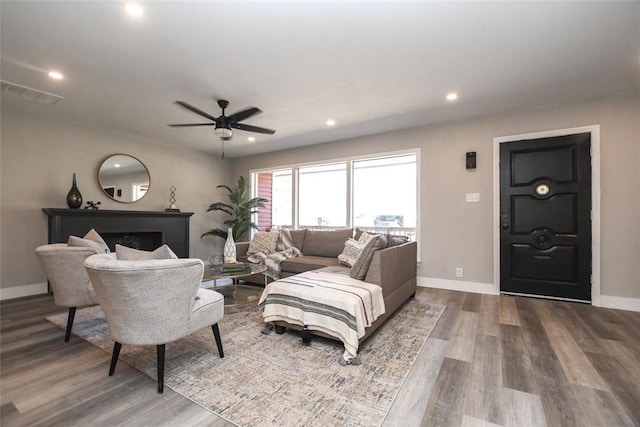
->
[[98, 154, 150, 203]]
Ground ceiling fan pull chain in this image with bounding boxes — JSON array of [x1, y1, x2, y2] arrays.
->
[[221, 140, 225, 160]]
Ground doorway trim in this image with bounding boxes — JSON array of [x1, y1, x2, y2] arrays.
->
[[493, 125, 601, 305]]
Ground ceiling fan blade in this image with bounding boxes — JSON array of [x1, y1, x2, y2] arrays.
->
[[168, 123, 216, 127], [226, 107, 262, 124], [174, 101, 218, 122], [232, 123, 276, 135]]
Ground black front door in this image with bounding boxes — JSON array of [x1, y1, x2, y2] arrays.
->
[[500, 133, 592, 301]]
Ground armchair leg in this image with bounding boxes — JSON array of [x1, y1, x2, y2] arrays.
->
[[157, 344, 165, 394], [64, 307, 77, 342], [109, 342, 122, 376], [211, 324, 224, 358]]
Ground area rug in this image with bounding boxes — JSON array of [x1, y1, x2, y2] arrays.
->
[[47, 295, 445, 426]]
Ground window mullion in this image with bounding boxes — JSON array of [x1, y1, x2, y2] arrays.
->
[[292, 167, 299, 229], [346, 160, 353, 228]]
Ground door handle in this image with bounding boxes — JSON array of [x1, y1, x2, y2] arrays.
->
[[501, 207, 510, 230]]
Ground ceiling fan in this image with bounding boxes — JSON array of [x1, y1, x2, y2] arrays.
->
[[168, 99, 276, 141]]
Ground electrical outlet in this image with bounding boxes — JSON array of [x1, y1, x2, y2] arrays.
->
[[456, 267, 463, 278]]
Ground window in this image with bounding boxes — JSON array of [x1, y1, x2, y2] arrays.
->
[[252, 150, 418, 241], [353, 154, 416, 230], [271, 169, 293, 227], [255, 169, 293, 230], [299, 163, 347, 227]]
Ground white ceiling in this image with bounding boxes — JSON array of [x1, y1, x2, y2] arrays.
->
[[2, 1, 639, 158]]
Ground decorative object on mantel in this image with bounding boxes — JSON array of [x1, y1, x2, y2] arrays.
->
[[201, 176, 268, 243], [84, 201, 101, 210], [66, 173, 83, 209], [223, 227, 237, 263], [165, 185, 180, 212]]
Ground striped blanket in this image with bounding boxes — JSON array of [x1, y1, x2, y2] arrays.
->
[[258, 270, 385, 362]]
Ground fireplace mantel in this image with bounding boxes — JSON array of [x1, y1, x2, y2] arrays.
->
[[43, 208, 194, 257]]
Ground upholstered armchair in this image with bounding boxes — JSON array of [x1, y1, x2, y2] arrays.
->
[[83, 254, 225, 394], [34, 244, 99, 342]]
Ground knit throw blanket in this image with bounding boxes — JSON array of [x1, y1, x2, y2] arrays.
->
[[258, 270, 385, 362], [247, 229, 302, 280]]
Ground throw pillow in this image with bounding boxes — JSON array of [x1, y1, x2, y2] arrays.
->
[[67, 228, 110, 254], [337, 238, 367, 267], [350, 235, 387, 280], [247, 231, 279, 255], [115, 244, 178, 260], [358, 232, 376, 244], [386, 234, 410, 247]]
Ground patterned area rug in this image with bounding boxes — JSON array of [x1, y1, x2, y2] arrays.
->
[[47, 294, 445, 426]]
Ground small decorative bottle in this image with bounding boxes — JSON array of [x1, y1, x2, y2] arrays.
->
[[66, 173, 83, 209], [223, 227, 236, 263]]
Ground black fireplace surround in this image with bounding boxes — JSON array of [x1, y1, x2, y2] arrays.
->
[[43, 208, 194, 257]]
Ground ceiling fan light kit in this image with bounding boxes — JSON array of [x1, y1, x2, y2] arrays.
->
[[215, 126, 232, 139]]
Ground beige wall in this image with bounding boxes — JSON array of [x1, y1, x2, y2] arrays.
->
[[1, 111, 231, 294], [231, 91, 640, 300], [2, 91, 638, 301]]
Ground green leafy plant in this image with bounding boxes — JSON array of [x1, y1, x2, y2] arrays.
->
[[201, 176, 268, 242]]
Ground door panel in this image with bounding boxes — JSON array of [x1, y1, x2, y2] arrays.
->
[[511, 245, 577, 282], [500, 133, 591, 301], [512, 145, 576, 184], [512, 194, 577, 233]]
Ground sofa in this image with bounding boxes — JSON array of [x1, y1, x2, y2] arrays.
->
[[236, 228, 417, 342]]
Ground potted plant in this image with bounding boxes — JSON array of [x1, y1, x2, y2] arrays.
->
[[201, 176, 268, 242]]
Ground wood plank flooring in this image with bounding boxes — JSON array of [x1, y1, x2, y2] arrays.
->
[[1, 288, 639, 426]]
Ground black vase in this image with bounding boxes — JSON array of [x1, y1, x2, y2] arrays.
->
[[66, 173, 83, 209]]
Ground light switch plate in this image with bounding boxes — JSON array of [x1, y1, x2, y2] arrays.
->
[[465, 193, 480, 202]]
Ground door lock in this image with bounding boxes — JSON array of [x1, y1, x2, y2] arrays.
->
[[500, 207, 510, 230]]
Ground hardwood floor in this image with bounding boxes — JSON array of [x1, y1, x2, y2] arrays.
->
[[2, 288, 639, 426]]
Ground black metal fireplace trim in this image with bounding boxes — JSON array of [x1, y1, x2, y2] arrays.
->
[[42, 208, 194, 257]]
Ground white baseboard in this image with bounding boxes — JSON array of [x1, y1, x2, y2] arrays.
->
[[418, 276, 640, 313], [0, 282, 48, 301], [417, 277, 499, 295], [599, 295, 640, 313]]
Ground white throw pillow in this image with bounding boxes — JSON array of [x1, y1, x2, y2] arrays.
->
[[115, 244, 178, 260], [358, 232, 376, 244], [67, 228, 110, 254], [247, 231, 279, 255], [338, 238, 367, 267]]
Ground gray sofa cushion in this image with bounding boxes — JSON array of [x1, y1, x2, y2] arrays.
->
[[350, 235, 387, 280], [302, 228, 352, 257], [280, 255, 340, 274], [289, 229, 307, 251]]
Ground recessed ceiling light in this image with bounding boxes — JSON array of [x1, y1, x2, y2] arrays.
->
[[446, 92, 458, 101], [124, 2, 144, 18], [326, 119, 336, 126], [248, 137, 255, 142], [48, 71, 64, 80]]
